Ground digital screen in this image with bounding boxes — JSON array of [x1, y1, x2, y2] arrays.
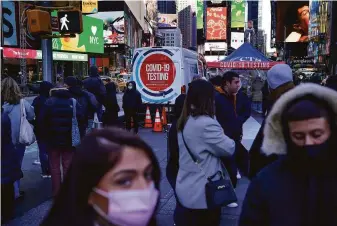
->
[[276, 1, 309, 42], [206, 7, 227, 40]]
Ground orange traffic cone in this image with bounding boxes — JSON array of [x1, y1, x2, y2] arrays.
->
[[161, 107, 167, 126], [153, 108, 163, 132], [144, 106, 153, 128]]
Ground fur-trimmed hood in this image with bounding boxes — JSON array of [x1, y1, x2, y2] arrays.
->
[[262, 83, 337, 156]]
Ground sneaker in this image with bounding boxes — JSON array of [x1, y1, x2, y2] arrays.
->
[[236, 171, 242, 179], [48, 175, 52, 178], [41, 174, 51, 179], [227, 202, 238, 208]]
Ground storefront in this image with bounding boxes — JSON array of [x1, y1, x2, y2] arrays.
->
[[3, 47, 88, 83]]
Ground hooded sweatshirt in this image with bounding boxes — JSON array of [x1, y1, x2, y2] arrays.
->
[[240, 83, 337, 226]]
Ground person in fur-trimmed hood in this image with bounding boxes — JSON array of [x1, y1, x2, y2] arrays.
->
[[239, 83, 337, 226]]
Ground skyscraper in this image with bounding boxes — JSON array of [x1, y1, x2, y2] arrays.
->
[[176, 0, 193, 48], [158, 0, 176, 14]]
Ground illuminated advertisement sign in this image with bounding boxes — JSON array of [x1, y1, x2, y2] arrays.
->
[[206, 7, 227, 40], [276, 1, 309, 42], [231, 0, 245, 28]]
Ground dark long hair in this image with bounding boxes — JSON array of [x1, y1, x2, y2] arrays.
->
[[177, 80, 215, 131], [41, 128, 160, 226]]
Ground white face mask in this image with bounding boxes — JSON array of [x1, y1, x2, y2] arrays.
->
[[92, 183, 159, 226], [128, 85, 133, 90]]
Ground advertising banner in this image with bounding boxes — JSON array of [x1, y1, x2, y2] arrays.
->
[[231, 0, 245, 28], [158, 14, 178, 28], [82, 0, 98, 14], [88, 12, 125, 45], [52, 11, 104, 53], [276, 1, 309, 42], [206, 7, 227, 40], [231, 32, 244, 49], [204, 42, 227, 51], [3, 47, 88, 61], [207, 61, 285, 70], [197, 0, 204, 29], [2, 1, 18, 46]]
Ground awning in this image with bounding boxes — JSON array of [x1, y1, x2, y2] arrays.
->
[[207, 61, 285, 70]]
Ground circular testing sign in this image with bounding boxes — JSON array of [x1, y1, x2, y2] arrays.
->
[[140, 53, 176, 92]]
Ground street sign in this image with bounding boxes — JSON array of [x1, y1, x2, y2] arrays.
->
[[57, 10, 83, 34]]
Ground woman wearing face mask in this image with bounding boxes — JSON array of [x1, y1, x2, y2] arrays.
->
[[123, 81, 142, 134], [41, 128, 160, 226], [239, 83, 337, 225]]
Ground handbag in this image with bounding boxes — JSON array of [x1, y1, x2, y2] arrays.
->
[[71, 99, 81, 147], [182, 131, 237, 209], [19, 99, 36, 145]]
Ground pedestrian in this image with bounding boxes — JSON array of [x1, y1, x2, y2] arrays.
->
[[39, 87, 83, 196], [122, 81, 142, 134], [174, 79, 235, 226], [261, 81, 270, 117], [249, 64, 295, 179], [1, 77, 35, 200], [102, 81, 120, 127], [167, 85, 186, 188], [240, 83, 337, 225], [1, 108, 23, 223], [83, 66, 107, 121], [65, 76, 98, 138], [41, 128, 160, 226], [214, 71, 251, 199], [32, 81, 53, 178], [251, 77, 264, 114]]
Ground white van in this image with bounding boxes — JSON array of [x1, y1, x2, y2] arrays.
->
[[131, 46, 203, 106]]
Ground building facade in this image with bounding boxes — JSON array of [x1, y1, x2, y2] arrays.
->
[[158, 0, 176, 14], [158, 27, 182, 47], [176, 0, 192, 48]]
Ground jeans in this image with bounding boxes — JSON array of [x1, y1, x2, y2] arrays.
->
[[14, 144, 26, 199], [125, 110, 139, 133], [37, 141, 49, 175], [1, 183, 15, 222], [48, 148, 74, 196]]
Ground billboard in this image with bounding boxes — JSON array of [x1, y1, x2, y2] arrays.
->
[[276, 1, 309, 42], [52, 12, 104, 53], [82, 0, 98, 14], [197, 0, 204, 29], [231, 0, 245, 28], [88, 12, 125, 45], [231, 32, 244, 49], [2, 1, 18, 46], [206, 7, 227, 40], [157, 14, 177, 28]]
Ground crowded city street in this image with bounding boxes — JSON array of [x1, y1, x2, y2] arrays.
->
[[2, 0, 337, 226]]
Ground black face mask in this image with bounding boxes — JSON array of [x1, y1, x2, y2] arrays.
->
[[297, 141, 330, 160]]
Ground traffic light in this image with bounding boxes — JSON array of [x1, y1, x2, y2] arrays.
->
[[57, 10, 83, 34], [27, 9, 52, 35]]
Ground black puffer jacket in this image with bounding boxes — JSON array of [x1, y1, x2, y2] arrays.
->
[[122, 81, 142, 112], [83, 66, 106, 104], [40, 89, 83, 148]]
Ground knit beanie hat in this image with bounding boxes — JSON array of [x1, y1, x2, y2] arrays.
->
[[64, 76, 78, 87], [267, 64, 293, 89]]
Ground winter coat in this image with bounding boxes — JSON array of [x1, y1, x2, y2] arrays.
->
[[2, 99, 35, 145], [32, 81, 53, 139], [83, 67, 106, 104], [103, 82, 120, 126], [82, 90, 99, 119], [214, 87, 251, 141], [240, 84, 337, 226], [251, 78, 264, 102], [1, 110, 23, 184], [175, 116, 235, 209], [40, 89, 83, 148], [68, 86, 97, 137], [122, 81, 142, 112]]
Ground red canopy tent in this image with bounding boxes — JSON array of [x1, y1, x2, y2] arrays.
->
[[206, 43, 285, 70]]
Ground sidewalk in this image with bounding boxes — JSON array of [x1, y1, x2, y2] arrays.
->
[[6, 117, 260, 226]]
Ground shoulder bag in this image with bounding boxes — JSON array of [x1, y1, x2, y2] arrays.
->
[[19, 99, 36, 145], [182, 131, 237, 209], [71, 99, 81, 147]]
